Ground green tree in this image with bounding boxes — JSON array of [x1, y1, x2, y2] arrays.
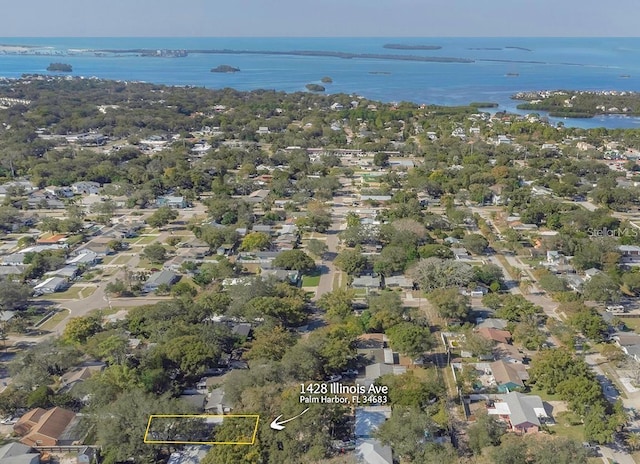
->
[[272, 250, 316, 273], [0, 279, 31, 310], [427, 288, 470, 321], [240, 232, 271, 251], [317, 288, 355, 322], [62, 315, 103, 345], [334, 249, 367, 275], [91, 199, 117, 225], [467, 410, 505, 454], [366, 291, 405, 331], [494, 294, 542, 322], [105, 278, 128, 297], [462, 233, 488, 254], [146, 205, 179, 228], [142, 243, 168, 263], [463, 331, 495, 357], [386, 322, 434, 358], [306, 239, 328, 258], [583, 273, 622, 303], [244, 325, 297, 361], [409, 257, 474, 292], [162, 335, 220, 378]]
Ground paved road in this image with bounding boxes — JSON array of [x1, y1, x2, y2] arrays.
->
[[314, 219, 343, 300]]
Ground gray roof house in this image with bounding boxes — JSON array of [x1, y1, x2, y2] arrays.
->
[[351, 275, 382, 290], [205, 387, 233, 414], [365, 363, 406, 380], [45, 265, 79, 280], [143, 270, 179, 293], [355, 406, 392, 464], [384, 275, 414, 289], [66, 251, 99, 266], [488, 392, 548, 433], [0, 442, 40, 464], [33, 276, 67, 294], [261, 269, 301, 285]]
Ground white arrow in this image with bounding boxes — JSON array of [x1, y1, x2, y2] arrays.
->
[[269, 408, 310, 431]]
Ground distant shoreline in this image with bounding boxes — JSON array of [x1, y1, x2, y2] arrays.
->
[[94, 48, 474, 64]]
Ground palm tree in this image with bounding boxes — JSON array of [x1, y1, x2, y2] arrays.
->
[[626, 432, 640, 451]]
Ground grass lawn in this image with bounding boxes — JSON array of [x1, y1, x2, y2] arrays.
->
[[44, 286, 85, 300], [137, 258, 161, 270], [302, 272, 321, 287], [109, 255, 132, 265], [620, 317, 640, 333], [39, 309, 70, 331], [528, 384, 563, 402], [134, 235, 159, 245], [100, 255, 119, 265], [550, 411, 585, 442]]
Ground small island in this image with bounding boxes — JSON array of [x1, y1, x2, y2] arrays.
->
[[320, 76, 333, 83], [383, 44, 442, 50], [210, 65, 240, 73], [512, 90, 640, 118], [46, 62, 72, 72], [469, 102, 499, 108], [305, 84, 325, 92]]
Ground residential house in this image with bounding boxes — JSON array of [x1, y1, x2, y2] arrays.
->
[[613, 332, 640, 361], [584, 268, 601, 280], [26, 192, 65, 209], [143, 270, 179, 293], [487, 392, 548, 433], [356, 333, 388, 350], [451, 247, 471, 261], [0, 265, 26, 278], [364, 363, 407, 380], [619, 245, 640, 263], [355, 406, 393, 464], [0, 442, 40, 464], [384, 275, 414, 290], [205, 387, 233, 414], [66, 251, 99, 266], [0, 180, 37, 197], [237, 251, 280, 268], [44, 265, 79, 281], [232, 323, 252, 340], [478, 327, 512, 344], [490, 360, 528, 392], [493, 343, 525, 364], [252, 225, 274, 236], [44, 186, 73, 198], [564, 275, 584, 292], [351, 275, 382, 291], [477, 318, 509, 331], [246, 189, 270, 204], [71, 181, 100, 195], [156, 196, 187, 209], [261, 269, 301, 285], [33, 277, 67, 294], [167, 446, 209, 464], [59, 362, 105, 392], [14, 407, 77, 447]]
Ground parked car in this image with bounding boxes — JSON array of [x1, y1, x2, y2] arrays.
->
[[327, 374, 342, 383]]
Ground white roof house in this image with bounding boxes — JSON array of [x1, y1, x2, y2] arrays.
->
[[34, 276, 67, 294]]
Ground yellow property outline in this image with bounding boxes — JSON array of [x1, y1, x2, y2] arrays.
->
[[143, 414, 260, 445]]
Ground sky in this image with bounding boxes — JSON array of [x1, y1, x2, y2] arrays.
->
[[3, 0, 638, 37]]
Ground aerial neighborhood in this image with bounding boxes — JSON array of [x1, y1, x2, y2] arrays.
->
[[0, 75, 640, 463]]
